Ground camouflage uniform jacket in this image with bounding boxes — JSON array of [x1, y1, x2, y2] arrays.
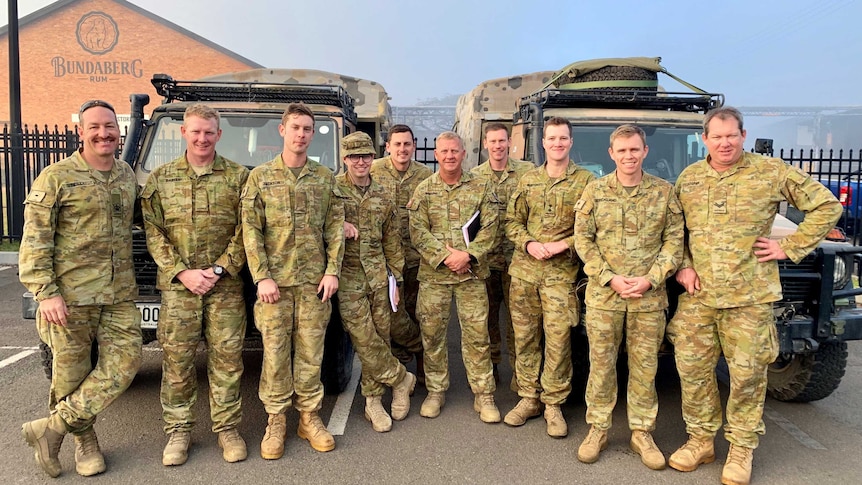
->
[[407, 170, 499, 283], [241, 156, 344, 286], [506, 161, 595, 286], [470, 157, 534, 270], [574, 172, 684, 312], [335, 173, 404, 296], [370, 156, 433, 269], [19, 150, 138, 305], [141, 153, 249, 291], [675, 152, 841, 308]]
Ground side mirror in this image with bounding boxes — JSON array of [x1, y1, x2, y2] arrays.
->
[[754, 138, 773, 155]]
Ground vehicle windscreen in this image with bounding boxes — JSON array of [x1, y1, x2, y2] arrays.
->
[[532, 125, 707, 183], [140, 114, 339, 173]]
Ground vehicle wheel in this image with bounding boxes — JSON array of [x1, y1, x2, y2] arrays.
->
[[767, 341, 848, 402], [569, 329, 590, 404], [38, 341, 99, 381], [320, 295, 355, 394]]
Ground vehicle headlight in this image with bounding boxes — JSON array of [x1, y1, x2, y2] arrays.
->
[[833, 254, 852, 290]]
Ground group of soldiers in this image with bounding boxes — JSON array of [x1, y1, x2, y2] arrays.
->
[[18, 100, 842, 485]]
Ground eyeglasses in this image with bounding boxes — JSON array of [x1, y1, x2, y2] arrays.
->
[[79, 100, 115, 116], [346, 154, 374, 163]]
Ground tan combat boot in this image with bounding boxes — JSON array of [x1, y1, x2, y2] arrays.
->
[[73, 427, 106, 476], [473, 393, 502, 423], [721, 444, 754, 485], [503, 398, 542, 427], [668, 435, 715, 472], [218, 428, 248, 463], [544, 404, 568, 438], [297, 411, 335, 452], [162, 431, 191, 466], [260, 413, 286, 460], [365, 396, 393, 432], [577, 426, 608, 463], [630, 430, 666, 470], [21, 413, 68, 478], [391, 372, 416, 421], [419, 392, 445, 418]]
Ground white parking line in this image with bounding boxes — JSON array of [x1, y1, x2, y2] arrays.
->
[[327, 354, 362, 436], [763, 405, 827, 450], [0, 349, 37, 369], [0, 346, 39, 350]]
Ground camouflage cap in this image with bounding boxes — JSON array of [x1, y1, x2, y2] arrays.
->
[[341, 131, 375, 157]]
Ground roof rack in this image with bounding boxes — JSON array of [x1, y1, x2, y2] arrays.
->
[[150, 74, 357, 122], [518, 88, 724, 114]]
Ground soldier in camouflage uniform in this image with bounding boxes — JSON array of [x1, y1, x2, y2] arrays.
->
[[371, 125, 432, 382], [20, 100, 142, 478], [141, 105, 249, 466], [503, 117, 594, 438], [469, 123, 533, 387], [336, 132, 418, 433], [242, 103, 344, 456], [407, 131, 501, 423], [574, 125, 683, 469], [667, 107, 841, 485]]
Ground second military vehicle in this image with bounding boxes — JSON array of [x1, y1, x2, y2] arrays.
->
[[455, 57, 862, 402]]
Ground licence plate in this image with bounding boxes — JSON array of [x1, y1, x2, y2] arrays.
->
[[137, 303, 160, 330]]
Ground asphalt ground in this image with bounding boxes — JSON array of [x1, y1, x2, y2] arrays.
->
[[1, 265, 861, 484]]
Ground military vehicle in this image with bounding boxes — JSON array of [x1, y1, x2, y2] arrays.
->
[[455, 57, 862, 402], [24, 68, 394, 393]]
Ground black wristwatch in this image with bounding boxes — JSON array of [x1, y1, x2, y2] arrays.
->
[[212, 264, 225, 277]]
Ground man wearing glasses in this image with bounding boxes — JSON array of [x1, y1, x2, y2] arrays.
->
[[335, 131, 417, 433], [20, 100, 142, 478], [407, 131, 500, 422]]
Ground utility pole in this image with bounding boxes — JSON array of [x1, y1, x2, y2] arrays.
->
[[7, 0, 24, 239]]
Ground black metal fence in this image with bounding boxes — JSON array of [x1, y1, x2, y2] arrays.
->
[[3, 123, 860, 242]]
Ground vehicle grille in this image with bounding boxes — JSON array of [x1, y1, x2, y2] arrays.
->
[[132, 229, 159, 296], [778, 254, 819, 303]]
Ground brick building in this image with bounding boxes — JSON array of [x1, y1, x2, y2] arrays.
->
[[0, 0, 261, 128]]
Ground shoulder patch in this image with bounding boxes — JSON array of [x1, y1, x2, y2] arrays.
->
[[27, 190, 46, 203], [574, 198, 593, 214]]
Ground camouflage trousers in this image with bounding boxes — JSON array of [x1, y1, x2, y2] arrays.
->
[[509, 277, 577, 405], [667, 296, 778, 448], [390, 265, 423, 363], [37, 301, 142, 433], [416, 279, 495, 394], [486, 269, 515, 367], [339, 286, 407, 397], [157, 284, 246, 434], [254, 284, 331, 414], [585, 308, 665, 431]]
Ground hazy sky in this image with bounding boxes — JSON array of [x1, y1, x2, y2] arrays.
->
[[4, 0, 861, 108]]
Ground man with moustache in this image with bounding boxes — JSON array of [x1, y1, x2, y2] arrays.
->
[[470, 123, 532, 386], [20, 100, 142, 478], [407, 131, 500, 422], [504, 117, 594, 437], [371, 125, 432, 381], [667, 106, 841, 485], [242, 103, 344, 456], [142, 104, 249, 466], [574, 124, 683, 469]]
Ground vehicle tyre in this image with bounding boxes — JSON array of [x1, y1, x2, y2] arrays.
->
[[320, 295, 355, 395], [767, 341, 848, 402], [568, 328, 590, 404], [39, 341, 100, 381]]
